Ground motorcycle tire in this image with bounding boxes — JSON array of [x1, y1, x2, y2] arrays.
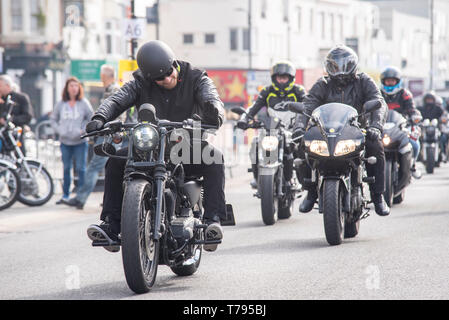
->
[[393, 190, 405, 204], [323, 179, 344, 246], [0, 163, 21, 211], [384, 160, 394, 207], [259, 173, 277, 225], [426, 147, 435, 174], [17, 160, 54, 206], [122, 179, 160, 294]]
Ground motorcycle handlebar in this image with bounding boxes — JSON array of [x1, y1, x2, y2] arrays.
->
[[81, 119, 218, 139]]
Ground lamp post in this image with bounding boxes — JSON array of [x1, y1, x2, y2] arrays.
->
[[429, 0, 434, 90]]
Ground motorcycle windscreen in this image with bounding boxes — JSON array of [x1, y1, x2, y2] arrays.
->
[[265, 108, 297, 130], [311, 103, 358, 134]]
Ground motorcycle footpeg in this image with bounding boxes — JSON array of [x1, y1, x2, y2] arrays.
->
[[92, 239, 121, 247], [253, 191, 261, 198], [362, 176, 376, 184], [194, 239, 222, 245]]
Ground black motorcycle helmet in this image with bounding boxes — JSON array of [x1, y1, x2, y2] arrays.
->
[[271, 61, 296, 91], [423, 91, 437, 107], [324, 44, 358, 85], [136, 40, 175, 81]]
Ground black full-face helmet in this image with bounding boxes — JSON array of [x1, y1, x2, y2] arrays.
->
[[136, 40, 175, 81], [423, 91, 437, 107], [270, 61, 296, 91], [324, 44, 358, 84]]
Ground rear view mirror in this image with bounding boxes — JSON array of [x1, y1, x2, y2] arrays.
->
[[288, 102, 305, 114], [363, 100, 382, 114], [139, 103, 158, 123], [231, 107, 247, 115]]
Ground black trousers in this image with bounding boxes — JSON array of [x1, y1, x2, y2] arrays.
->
[[100, 143, 227, 224], [296, 138, 386, 194]]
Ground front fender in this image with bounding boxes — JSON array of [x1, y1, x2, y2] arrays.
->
[[0, 159, 18, 170]]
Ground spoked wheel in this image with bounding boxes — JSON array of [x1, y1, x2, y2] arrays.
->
[[17, 160, 54, 206], [259, 173, 277, 225], [122, 179, 159, 294], [0, 163, 21, 210], [323, 179, 344, 246]]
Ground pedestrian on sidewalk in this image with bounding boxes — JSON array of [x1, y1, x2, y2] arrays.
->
[[51, 76, 93, 204], [63, 65, 120, 209]]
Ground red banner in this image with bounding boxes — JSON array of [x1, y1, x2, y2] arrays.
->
[[206, 69, 304, 104]]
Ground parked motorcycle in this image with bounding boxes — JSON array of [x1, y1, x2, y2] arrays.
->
[[83, 104, 234, 293], [289, 100, 381, 246], [232, 102, 299, 225], [381, 110, 413, 206], [0, 96, 54, 206], [420, 118, 441, 174]]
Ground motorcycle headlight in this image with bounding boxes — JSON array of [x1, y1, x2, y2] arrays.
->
[[308, 140, 329, 157], [132, 124, 159, 152], [261, 136, 279, 151], [334, 140, 358, 156], [431, 119, 439, 126], [382, 135, 391, 146]]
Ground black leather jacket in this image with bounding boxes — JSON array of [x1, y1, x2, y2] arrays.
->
[[418, 104, 444, 121], [92, 60, 225, 127], [294, 73, 387, 131]]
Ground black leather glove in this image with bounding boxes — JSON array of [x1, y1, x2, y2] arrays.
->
[[86, 118, 105, 133], [236, 119, 249, 130], [366, 127, 382, 141], [292, 128, 305, 140]]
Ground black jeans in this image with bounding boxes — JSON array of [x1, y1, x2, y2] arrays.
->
[[295, 137, 386, 194], [100, 143, 227, 225]]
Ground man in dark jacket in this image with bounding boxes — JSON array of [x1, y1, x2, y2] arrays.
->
[[0, 75, 33, 155], [292, 45, 390, 216], [418, 92, 444, 121], [380, 66, 422, 179], [85, 41, 226, 253], [237, 61, 306, 190]]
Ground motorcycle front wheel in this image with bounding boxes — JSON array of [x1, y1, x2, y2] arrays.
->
[[121, 179, 160, 294], [259, 173, 277, 225], [17, 160, 54, 206], [323, 179, 344, 246]]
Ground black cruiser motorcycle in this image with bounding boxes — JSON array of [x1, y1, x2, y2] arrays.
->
[[232, 103, 299, 225], [289, 100, 381, 246], [83, 104, 234, 294], [381, 110, 413, 206]]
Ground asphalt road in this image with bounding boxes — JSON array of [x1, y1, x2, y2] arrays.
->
[[1, 162, 449, 300]]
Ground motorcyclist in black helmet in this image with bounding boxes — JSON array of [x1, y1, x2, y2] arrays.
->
[[292, 44, 390, 216], [85, 40, 226, 252], [237, 61, 306, 189], [380, 66, 423, 179], [418, 91, 447, 163]]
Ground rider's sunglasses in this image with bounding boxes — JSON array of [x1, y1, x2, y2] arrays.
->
[[154, 66, 174, 81]]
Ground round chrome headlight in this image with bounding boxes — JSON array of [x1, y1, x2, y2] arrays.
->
[[133, 124, 159, 152], [261, 136, 279, 151]]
